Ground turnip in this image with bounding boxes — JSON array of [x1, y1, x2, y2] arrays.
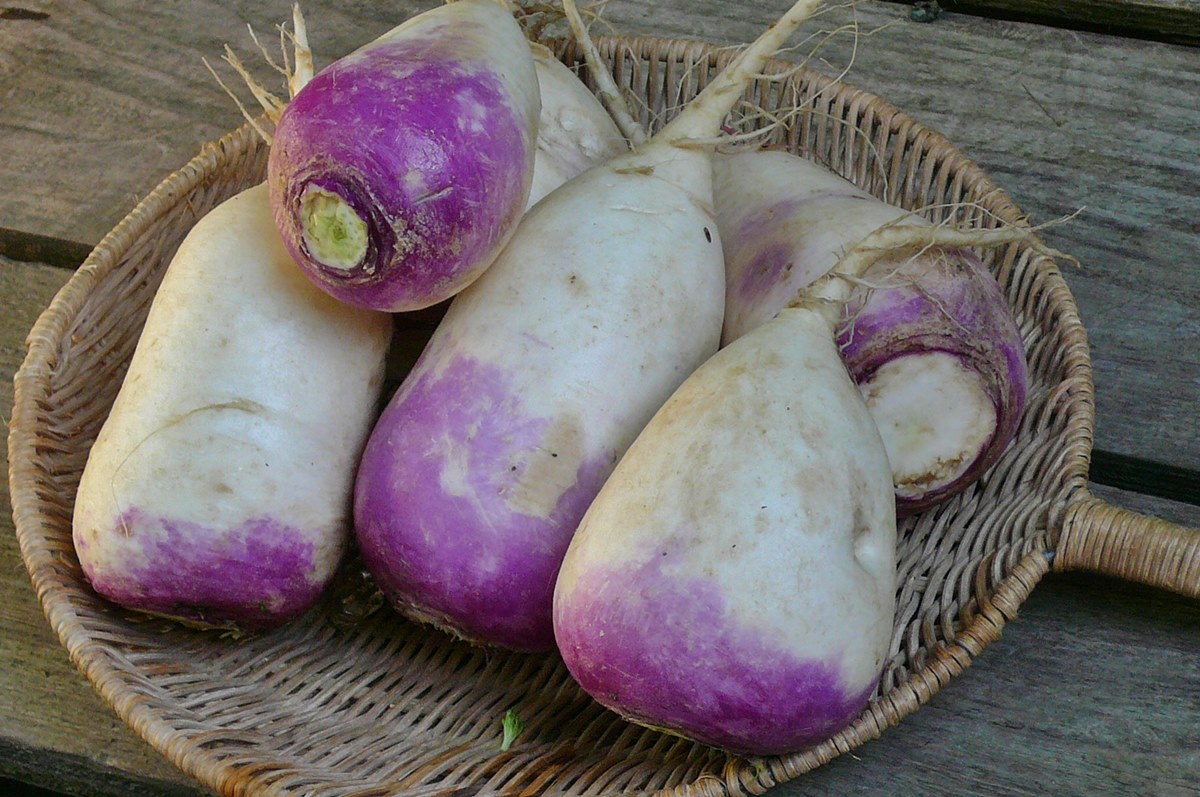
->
[[266, 0, 542, 312], [715, 149, 1029, 514], [218, 3, 626, 307], [553, 298, 897, 755], [72, 184, 392, 630], [353, 0, 827, 651]]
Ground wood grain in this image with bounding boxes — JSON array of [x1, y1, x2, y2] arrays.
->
[[2, 258, 1197, 795]]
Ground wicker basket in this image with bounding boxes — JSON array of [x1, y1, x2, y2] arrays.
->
[[8, 35, 1199, 797]]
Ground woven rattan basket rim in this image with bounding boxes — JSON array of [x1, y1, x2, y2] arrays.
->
[[9, 33, 1097, 797]]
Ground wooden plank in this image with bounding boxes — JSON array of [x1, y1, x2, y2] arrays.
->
[[3, 257, 1197, 796], [0, 0, 1195, 474], [910, 0, 1200, 46]]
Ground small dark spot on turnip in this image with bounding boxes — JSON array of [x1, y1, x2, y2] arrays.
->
[[550, 452, 558, 458], [703, 226, 712, 243], [510, 465, 517, 471]]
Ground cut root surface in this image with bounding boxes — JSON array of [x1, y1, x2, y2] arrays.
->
[[859, 351, 996, 498], [299, 187, 369, 271]]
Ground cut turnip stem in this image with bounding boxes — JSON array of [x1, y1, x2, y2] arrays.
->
[[353, 0, 827, 652], [715, 149, 1035, 514], [219, 3, 626, 258]]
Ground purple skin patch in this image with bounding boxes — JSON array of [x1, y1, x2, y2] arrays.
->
[[354, 347, 611, 651], [78, 509, 326, 629], [734, 241, 796, 307], [837, 248, 1028, 514], [730, 192, 872, 306], [269, 40, 533, 311], [555, 557, 877, 755]]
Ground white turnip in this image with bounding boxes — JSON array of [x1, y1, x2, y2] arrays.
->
[[525, 42, 627, 207], [72, 185, 391, 630]]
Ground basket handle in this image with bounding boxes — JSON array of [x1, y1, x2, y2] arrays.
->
[[1054, 492, 1199, 598]]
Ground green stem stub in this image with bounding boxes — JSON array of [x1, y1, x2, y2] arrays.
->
[[500, 709, 524, 752], [299, 185, 369, 271]]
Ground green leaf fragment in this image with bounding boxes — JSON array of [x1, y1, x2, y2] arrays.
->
[[501, 709, 524, 752]]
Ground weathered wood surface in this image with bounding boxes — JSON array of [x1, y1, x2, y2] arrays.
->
[[2, 1, 1199, 795], [0, 0, 1195, 475]]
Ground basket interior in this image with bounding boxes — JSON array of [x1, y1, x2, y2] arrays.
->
[[10, 36, 1093, 797]]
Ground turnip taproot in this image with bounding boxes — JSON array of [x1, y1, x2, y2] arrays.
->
[[266, 0, 541, 312], [353, 0, 827, 651], [714, 149, 1029, 514], [72, 185, 391, 630]]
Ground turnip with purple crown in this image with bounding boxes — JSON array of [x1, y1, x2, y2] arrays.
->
[[714, 149, 1029, 514], [266, 0, 542, 312]]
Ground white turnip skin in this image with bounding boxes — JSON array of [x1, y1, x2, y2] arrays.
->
[[353, 0, 825, 651], [72, 184, 392, 630], [553, 305, 897, 755], [268, 0, 541, 312], [526, 43, 626, 208], [715, 149, 1028, 515]]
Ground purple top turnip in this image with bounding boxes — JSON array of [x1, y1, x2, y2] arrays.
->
[[267, 0, 541, 312], [73, 185, 391, 630], [714, 149, 1028, 514], [554, 305, 897, 756]]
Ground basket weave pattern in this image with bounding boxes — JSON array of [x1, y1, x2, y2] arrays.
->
[[10, 35, 1161, 797]]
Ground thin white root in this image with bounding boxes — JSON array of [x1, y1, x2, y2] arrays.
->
[[562, 0, 648, 146], [288, 4, 314, 96], [204, 56, 275, 145], [796, 213, 1081, 318], [224, 45, 287, 121], [247, 23, 289, 81], [208, 4, 315, 146]]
